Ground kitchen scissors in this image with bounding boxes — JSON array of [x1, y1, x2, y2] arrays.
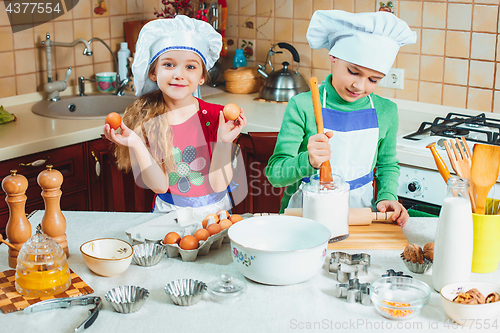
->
[[24, 295, 102, 332]]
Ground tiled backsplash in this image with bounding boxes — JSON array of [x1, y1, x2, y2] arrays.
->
[[0, 0, 159, 98], [1, 0, 499, 113]]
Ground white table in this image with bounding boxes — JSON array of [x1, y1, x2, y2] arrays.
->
[[1, 211, 499, 333]]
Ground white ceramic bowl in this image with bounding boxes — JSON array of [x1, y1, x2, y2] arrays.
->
[[80, 238, 134, 277], [440, 282, 500, 325], [227, 215, 330, 285]]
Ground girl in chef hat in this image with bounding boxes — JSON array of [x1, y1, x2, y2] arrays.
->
[[267, 10, 416, 226], [104, 15, 247, 215]]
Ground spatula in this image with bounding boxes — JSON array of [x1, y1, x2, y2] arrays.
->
[[470, 143, 500, 215], [309, 77, 333, 183]]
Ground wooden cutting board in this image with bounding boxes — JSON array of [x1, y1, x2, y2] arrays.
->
[[328, 223, 408, 250]]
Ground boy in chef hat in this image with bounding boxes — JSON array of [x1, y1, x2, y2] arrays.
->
[[104, 15, 247, 215], [267, 10, 416, 226]]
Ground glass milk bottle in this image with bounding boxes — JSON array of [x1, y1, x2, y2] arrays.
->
[[432, 176, 473, 292]]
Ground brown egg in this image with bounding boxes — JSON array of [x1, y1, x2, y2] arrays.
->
[[179, 235, 199, 250], [163, 232, 181, 245], [229, 214, 243, 224], [219, 219, 232, 230], [223, 103, 240, 121], [105, 112, 121, 130], [207, 223, 222, 235], [194, 228, 210, 242], [202, 214, 219, 228], [216, 210, 230, 220]]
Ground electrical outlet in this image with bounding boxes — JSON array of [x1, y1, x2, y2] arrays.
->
[[378, 68, 405, 90]]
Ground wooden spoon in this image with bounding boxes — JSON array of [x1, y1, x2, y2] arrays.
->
[[0, 234, 18, 251], [309, 77, 333, 183], [470, 143, 500, 215]]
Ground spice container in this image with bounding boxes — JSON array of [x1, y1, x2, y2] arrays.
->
[[15, 226, 71, 297], [302, 174, 350, 242]]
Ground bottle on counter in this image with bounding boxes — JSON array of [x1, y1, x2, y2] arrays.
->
[[233, 49, 247, 68], [432, 176, 473, 292], [118, 42, 131, 80]]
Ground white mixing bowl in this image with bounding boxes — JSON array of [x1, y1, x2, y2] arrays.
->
[[228, 215, 331, 285]]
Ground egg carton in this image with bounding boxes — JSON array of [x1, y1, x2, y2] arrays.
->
[[160, 228, 230, 262], [125, 209, 252, 262]]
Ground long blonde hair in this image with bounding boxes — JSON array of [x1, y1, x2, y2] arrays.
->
[[114, 57, 209, 173]]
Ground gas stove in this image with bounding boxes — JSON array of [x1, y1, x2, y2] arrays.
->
[[397, 112, 500, 208]]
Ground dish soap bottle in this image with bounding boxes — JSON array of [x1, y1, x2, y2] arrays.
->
[[118, 42, 130, 81], [432, 176, 473, 292], [233, 49, 247, 68]]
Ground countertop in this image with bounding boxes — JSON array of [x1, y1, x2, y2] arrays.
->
[[1, 211, 499, 333], [1, 85, 500, 173]]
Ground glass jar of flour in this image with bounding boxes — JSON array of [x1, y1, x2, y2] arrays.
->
[[302, 174, 350, 243]]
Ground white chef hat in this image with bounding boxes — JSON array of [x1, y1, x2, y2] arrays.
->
[[307, 10, 416, 76], [132, 15, 222, 96]]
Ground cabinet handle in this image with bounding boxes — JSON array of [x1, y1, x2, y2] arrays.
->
[[91, 151, 101, 177], [19, 157, 50, 167]]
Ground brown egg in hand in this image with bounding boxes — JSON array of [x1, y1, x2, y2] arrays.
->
[[223, 103, 240, 121], [179, 235, 199, 250], [105, 112, 121, 130], [163, 232, 181, 245]]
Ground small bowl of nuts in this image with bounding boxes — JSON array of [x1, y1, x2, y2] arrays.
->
[[401, 243, 433, 274], [440, 282, 500, 325]]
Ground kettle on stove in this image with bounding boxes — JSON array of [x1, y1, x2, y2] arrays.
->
[[257, 43, 310, 102]]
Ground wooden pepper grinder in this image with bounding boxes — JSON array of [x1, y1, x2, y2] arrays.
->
[[1, 170, 32, 268], [37, 165, 69, 257]]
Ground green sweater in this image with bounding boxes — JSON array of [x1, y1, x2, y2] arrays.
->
[[265, 74, 400, 213]]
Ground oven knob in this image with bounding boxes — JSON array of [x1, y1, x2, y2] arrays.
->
[[407, 180, 422, 195]]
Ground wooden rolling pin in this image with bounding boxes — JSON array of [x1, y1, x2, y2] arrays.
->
[[283, 208, 395, 225]]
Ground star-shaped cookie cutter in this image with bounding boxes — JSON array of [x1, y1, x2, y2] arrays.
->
[[329, 252, 371, 282], [334, 278, 372, 306]]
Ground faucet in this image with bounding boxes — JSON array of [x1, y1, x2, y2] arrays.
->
[[41, 33, 93, 101], [87, 37, 129, 96]]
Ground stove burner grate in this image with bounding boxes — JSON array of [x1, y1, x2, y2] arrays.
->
[[403, 112, 500, 146]]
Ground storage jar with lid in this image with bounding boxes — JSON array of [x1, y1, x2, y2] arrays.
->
[[15, 225, 71, 297]]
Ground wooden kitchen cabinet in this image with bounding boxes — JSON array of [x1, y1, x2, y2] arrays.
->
[[0, 144, 88, 235], [233, 132, 284, 214], [86, 138, 154, 213]]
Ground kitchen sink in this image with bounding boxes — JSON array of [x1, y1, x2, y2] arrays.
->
[[32, 94, 136, 119]]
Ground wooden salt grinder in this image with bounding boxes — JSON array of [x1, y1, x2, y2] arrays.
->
[[38, 165, 69, 257], [1, 170, 32, 268]]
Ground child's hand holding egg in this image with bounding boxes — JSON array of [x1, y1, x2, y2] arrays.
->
[[223, 103, 240, 121], [105, 112, 122, 130]]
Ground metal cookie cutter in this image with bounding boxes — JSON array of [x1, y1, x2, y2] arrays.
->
[[24, 296, 102, 332], [329, 252, 371, 282], [334, 278, 372, 306]]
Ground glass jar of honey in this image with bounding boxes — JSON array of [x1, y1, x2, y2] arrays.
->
[[15, 225, 70, 297]]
